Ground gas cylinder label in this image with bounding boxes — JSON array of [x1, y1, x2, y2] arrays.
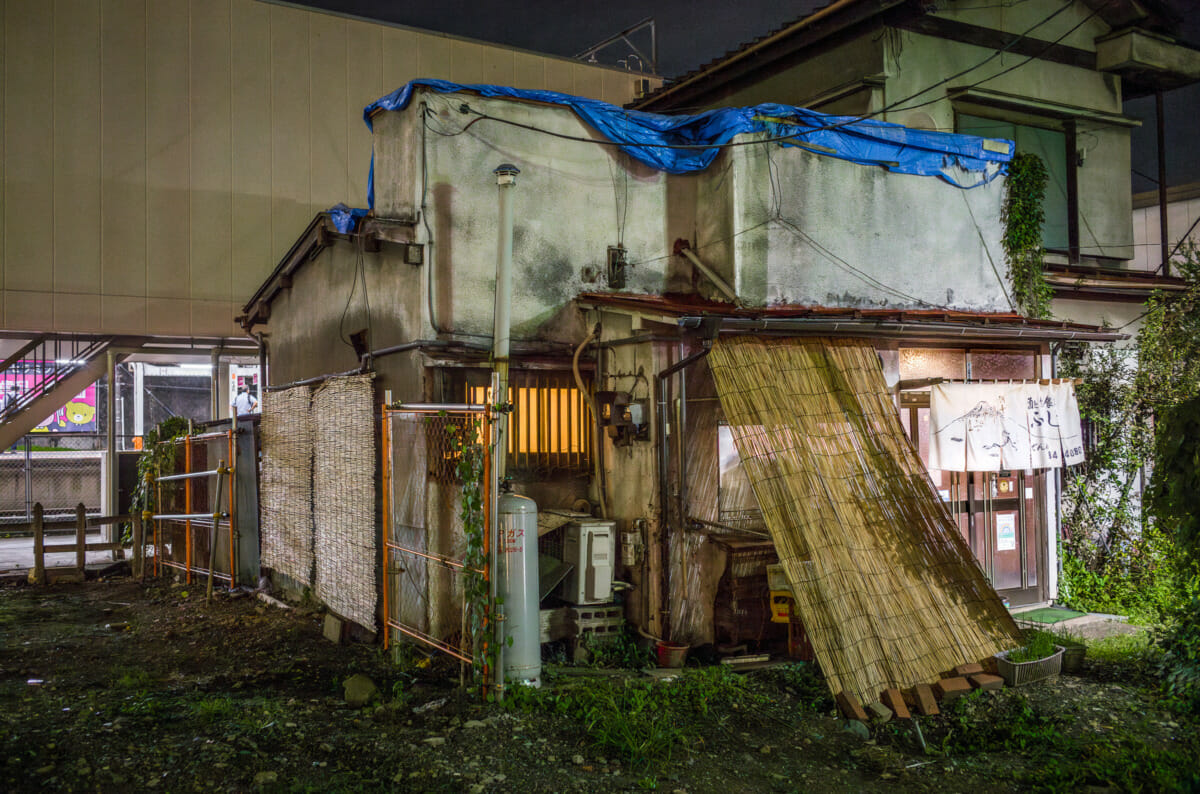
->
[[502, 526, 524, 554]]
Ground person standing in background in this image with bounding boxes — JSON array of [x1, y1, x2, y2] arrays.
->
[[232, 385, 259, 416]]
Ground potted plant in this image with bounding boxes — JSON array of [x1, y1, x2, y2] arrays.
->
[[995, 629, 1064, 686]]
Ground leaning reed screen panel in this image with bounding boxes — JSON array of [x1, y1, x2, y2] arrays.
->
[[259, 385, 315, 586], [708, 336, 1021, 703], [312, 375, 377, 630]]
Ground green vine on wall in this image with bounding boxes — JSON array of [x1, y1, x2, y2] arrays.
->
[[1001, 152, 1054, 319], [443, 416, 498, 689]]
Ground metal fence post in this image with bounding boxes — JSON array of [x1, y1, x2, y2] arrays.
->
[[30, 503, 45, 586], [23, 436, 32, 522], [132, 512, 144, 580], [75, 502, 86, 574]]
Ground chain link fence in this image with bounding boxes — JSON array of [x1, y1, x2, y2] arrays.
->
[[0, 434, 113, 529]]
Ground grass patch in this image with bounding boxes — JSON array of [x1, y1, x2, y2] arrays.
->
[[189, 695, 237, 722], [113, 667, 154, 690], [752, 662, 834, 712], [1087, 631, 1157, 665]]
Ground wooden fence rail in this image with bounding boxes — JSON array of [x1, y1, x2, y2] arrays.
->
[[27, 502, 143, 585]]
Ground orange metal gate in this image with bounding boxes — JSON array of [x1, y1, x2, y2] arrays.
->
[[381, 405, 492, 667], [151, 428, 237, 586]]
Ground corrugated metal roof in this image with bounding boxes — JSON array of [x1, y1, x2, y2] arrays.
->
[[576, 292, 1124, 340]]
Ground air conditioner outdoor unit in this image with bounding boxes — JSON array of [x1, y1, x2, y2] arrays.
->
[[561, 520, 616, 605]]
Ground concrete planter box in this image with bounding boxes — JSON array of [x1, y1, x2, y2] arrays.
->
[[995, 645, 1064, 686]]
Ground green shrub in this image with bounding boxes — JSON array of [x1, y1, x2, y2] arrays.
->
[[1157, 596, 1200, 715]]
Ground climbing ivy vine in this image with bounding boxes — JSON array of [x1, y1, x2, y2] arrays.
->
[[130, 416, 192, 519], [1001, 152, 1054, 318], [444, 416, 497, 689]]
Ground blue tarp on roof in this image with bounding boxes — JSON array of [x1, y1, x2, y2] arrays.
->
[[363, 79, 1012, 198]]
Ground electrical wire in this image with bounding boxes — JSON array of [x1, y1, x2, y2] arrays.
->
[[959, 189, 1018, 311]]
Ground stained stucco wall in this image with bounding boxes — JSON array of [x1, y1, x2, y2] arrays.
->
[[730, 141, 1011, 309], [370, 87, 1013, 331], [0, 0, 652, 339]]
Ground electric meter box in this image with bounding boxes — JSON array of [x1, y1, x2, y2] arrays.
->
[[561, 520, 617, 605]]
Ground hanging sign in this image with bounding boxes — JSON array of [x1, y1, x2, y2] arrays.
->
[[927, 381, 1084, 472]]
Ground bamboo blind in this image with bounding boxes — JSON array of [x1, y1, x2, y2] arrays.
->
[[709, 336, 1021, 703], [312, 375, 377, 630], [259, 385, 315, 586]]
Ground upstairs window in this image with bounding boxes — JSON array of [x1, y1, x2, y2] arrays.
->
[[958, 114, 1070, 252]]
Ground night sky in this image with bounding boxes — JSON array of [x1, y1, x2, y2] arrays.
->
[[293, 0, 1199, 191]]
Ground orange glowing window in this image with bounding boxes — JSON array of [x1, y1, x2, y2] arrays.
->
[[466, 371, 591, 473]]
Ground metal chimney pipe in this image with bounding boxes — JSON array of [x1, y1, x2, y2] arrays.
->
[[490, 163, 519, 698], [492, 163, 519, 482]]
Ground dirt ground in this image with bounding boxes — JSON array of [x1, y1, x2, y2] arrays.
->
[[0, 576, 1195, 793]]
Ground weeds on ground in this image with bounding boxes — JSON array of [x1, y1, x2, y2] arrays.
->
[[934, 689, 1069, 756], [752, 662, 834, 712], [112, 667, 154, 689], [920, 684, 1199, 791], [189, 695, 237, 723], [581, 631, 652, 670], [504, 665, 761, 769]]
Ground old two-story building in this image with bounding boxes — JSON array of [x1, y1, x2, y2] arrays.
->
[[238, 67, 1136, 702], [629, 0, 1200, 598]]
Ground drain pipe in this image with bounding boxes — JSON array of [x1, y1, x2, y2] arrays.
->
[[491, 163, 519, 696], [105, 350, 117, 551], [573, 326, 609, 519]]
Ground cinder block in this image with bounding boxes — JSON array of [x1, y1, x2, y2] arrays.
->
[[912, 684, 939, 716], [881, 688, 911, 719], [865, 701, 892, 723], [969, 673, 1004, 691], [934, 676, 972, 701], [836, 690, 868, 722], [323, 613, 346, 644], [954, 662, 984, 677]]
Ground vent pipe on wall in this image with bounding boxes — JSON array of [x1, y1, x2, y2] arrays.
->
[[492, 163, 520, 482]]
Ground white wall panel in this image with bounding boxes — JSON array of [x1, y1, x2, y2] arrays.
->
[[0, 0, 653, 337], [101, 0, 148, 299], [5, 0, 53, 297], [230, 0, 272, 305], [53, 0, 102, 297], [146, 0, 190, 303], [190, 0, 233, 303]]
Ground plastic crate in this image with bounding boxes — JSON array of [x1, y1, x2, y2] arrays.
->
[[766, 564, 789, 592], [995, 645, 1064, 686]]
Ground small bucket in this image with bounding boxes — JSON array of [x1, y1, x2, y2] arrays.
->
[[656, 641, 689, 668]]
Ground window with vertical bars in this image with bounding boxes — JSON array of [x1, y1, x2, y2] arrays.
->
[[465, 370, 592, 474]]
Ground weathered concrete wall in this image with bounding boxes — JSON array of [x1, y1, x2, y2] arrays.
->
[[730, 140, 1011, 310], [374, 91, 678, 337], [371, 87, 1013, 321], [713, 35, 885, 113], [266, 240, 425, 390]]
